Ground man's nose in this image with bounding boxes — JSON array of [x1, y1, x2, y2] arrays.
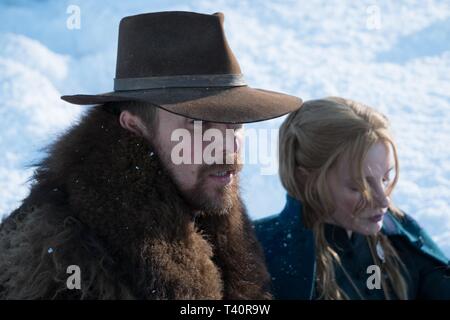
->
[[216, 123, 242, 154]]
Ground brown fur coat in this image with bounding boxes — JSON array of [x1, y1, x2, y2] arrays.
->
[[0, 107, 271, 300]]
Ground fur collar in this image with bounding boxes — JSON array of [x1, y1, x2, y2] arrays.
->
[[4, 107, 271, 299]]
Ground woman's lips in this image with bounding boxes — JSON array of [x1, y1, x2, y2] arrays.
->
[[368, 214, 384, 223]]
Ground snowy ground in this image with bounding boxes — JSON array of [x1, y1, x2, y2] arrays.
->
[[0, 0, 449, 256]]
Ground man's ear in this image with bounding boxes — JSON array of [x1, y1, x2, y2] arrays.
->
[[119, 111, 148, 137]]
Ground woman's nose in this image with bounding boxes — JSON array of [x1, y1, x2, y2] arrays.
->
[[379, 195, 390, 208], [374, 187, 390, 208]]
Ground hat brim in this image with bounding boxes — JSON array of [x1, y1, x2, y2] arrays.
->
[[61, 86, 302, 124]]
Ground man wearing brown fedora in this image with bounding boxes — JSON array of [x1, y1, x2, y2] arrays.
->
[[0, 11, 302, 299]]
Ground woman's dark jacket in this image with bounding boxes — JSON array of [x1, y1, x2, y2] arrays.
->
[[253, 194, 450, 299]]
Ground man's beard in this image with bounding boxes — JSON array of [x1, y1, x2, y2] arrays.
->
[[182, 162, 242, 215], [151, 139, 243, 215]]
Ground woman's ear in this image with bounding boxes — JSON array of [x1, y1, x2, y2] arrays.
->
[[294, 166, 310, 192], [296, 166, 310, 180]]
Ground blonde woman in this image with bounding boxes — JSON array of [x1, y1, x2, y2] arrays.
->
[[254, 97, 450, 299]]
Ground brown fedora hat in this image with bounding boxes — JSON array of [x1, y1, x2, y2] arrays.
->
[[61, 11, 302, 123]]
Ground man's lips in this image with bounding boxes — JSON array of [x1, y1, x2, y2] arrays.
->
[[204, 162, 242, 177], [210, 169, 235, 176], [208, 169, 236, 185]]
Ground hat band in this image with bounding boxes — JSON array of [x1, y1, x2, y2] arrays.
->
[[114, 74, 246, 91]]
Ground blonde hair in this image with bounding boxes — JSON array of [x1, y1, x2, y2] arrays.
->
[[279, 97, 408, 299]]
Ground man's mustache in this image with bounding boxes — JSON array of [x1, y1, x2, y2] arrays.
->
[[200, 154, 243, 176]]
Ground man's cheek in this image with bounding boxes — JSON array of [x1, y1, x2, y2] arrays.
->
[[178, 165, 200, 189]]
